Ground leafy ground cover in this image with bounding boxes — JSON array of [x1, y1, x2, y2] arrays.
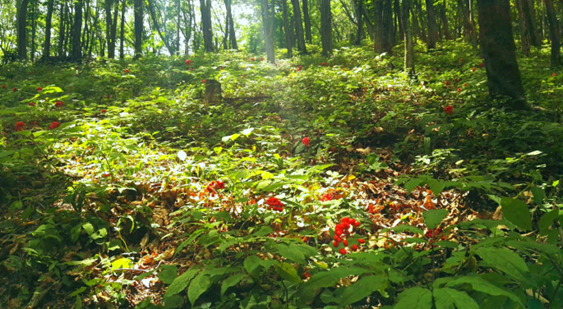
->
[[1, 41, 563, 309]]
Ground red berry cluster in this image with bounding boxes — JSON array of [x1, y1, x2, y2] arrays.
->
[[49, 121, 60, 130], [55, 101, 64, 108], [332, 217, 365, 254], [14, 122, 26, 131], [266, 197, 284, 212], [206, 180, 225, 193], [425, 227, 445, 243]]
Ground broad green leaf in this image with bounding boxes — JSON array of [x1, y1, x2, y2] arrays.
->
[[164, 266, 201, 298], [530, 186, 545, 205], [475, 247, 530, 281], [158, 265, 178, 284], [403, 178, 422, 193], [188, 271, 211, 306], [389, 225, 424, 234], [426, 178, 446, 196], [244, 255, 262, 274], [538, 209, 559, 236], [394, 287, 432, 309], [276, 262, 301, 283], [446, 274, 523, 306], [433, 288, 479, 309], [339, 275, 388, 306], [221, 273, 245, 297], [111, 257, 133, 270], [499, 197, 532, 231], [423, 209, 448, 229], [252, 226, 274, 236], [82, 223, 94, 235], [275, 243, 305, 264], [305, 267, 369, 290]]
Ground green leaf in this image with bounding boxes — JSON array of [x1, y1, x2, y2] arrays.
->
[[538, 209, 559, 236], [426, 178, 446, 196], [423, 209, 448, 230], [474, 247, 529, 282], [433, 288, 479, 309], [305, 267, 369, 290], [394, 287, 432, 309], [276, 262, 301, 284], [188, 271, 212, 307], [390, 225, 424, 234], [275, 243, 305, 264], [221, 273, 245, 297], [446, 274, 524, 306], [403, 178, 422, 193], [164, 266, 201, 298], [244, 255, 262, 274], [499, 197, 532, 231], [158, 265, 178, 284], [252, 226, 274, 236], [339, 275, 388, 306], [82, 223, 94, 235], [530, 186, 545, 205]]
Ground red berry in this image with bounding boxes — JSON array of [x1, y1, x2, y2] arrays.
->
[[12, 88, 17, 92], [358, 239, 365, 244], [339, 248, 346, 254], [333, 241, 339, 248], [343, 240, 348, 246], [125, 69, 130, 74], [352, 244, 358, 251], [37, 87, 42, 91]]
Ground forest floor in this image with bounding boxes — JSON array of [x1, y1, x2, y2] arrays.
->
[[1, 41, 562, 309]]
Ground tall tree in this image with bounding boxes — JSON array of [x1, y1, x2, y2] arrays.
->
[[147, 0, 175, 54], [425, 0, 437, 49], [200, 0, 214, 52], [477, 0, 528, 109], [281, 0, 293, 57], [402, 0, 414, 76], [71, 0, 83, 61], [381, 0, 394, 53], [320, 0, 332, 56], [290, 0, 307, 53], [515, 0, 531, 56], [224, 0, 238, 49], [457, 0, 477, 49], [16, 0, 29, 60], [303, 0, 312, 43], [438, 2, 450, 40], [42, 0, 55, 59], [261, 0, 275, 63], [353, 0, 364, 45], [134, 0, 143, 58], [544, 0, 560, 67], [522, 0, 541, 46], [119, 0, 126, 59]]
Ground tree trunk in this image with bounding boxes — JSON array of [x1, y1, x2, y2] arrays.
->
[[382, 0, 394, 53], [224, 0, 238, 50], [281, 0, 293, 57], [439, 3, 450, 40], [290, 0, 307, 53], [544, 0, 560, 67], [71, 0, 83, 61], [105, 0, 114, 58], [394, 0, 402, 42], [58, 1, 66, 57], [516, 0, 531, 56], [477, 0, 528, 109], [16, 0, 29, 60], [43, 0, 55, 59], [354, 0, 364, 45], [31, 0, 37, 60], [148, 0, 175, 54], [303, 0, 312, 43], [120, 0, 126, 59], [522, 0, 541, 46], [134, 0, 143, 58], [261, 0, 275, 63], [403, 0, 414, 76], [458, 0, 477, 48], [425, 0, 437, 49], [320, 0, 333, 56], [200, 0, 214, 52]]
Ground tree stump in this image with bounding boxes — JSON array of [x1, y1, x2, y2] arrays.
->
[[204, 79, 222, 104]]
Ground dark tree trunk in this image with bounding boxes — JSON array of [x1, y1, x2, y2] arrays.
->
[[394, 0, 402, 42], [104, 0, 113, 58], [224, 0, 238, 49], [71, 0, 83, 61], [522, 0, 541, 46], [134, 0, 143, 58], [382, 0, 394, 53], [477, 0, 528, 110], [290, 0, 307, 53], [58, 1, 66, 57], [320, 0, 333, 56], [402, 0, 414, 76], [200, 0, 214, 52], [261, 0, 275, 63], [373, 0, 383, 49], [31, 0, 37, 60], [303, 0, 312, 43], [16, 0, 29, 60], [43, 0, 55, 59], [516, 0, 531, 56], [544, 0, 560, 66], [281, 0, 293, 57], [354, 0, 364, 45], [439, 3, 450, 40], [120, 0, 126, 59], [458, 0, 477, 48], [425, 0, 437, 49]]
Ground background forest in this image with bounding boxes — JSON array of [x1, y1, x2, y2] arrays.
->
[[1, 0, 563, 308]]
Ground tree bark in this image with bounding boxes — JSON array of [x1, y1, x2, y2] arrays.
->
[[71, 0, 83, 61], [16, 0, 29, 60], [134, 0, 143, 58], [303, 0, 312, 43], [516, 0, 531, 56], [261, 0, 275, 63], [120, 0, 126, 59], [425, 0, 437, 49], [354, 0, 364, 45], [42, 0, 55, 59], [281, 0, 293, 57], [458, 0, 477, 49], [31, 0, 36, 60], [290, 0, 307, 53], [544, 0, 560, 67], [394, 0, 402, 42], [58, 1, 66, 57], [200, 0, 214, 52], [522, 0, 541, 46], [320, 0, 333, 56], [382, 0, 394, 53], [402, 0, 414, 76], [477, 0, 528, 109], [224, 0, 238, 49], [438, 3, 450, 40]]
